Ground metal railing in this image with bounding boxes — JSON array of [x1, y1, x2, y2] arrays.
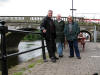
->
[[0, 21, 47, 75]]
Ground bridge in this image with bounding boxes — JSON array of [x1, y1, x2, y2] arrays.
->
[[0, 16, 100, 53]]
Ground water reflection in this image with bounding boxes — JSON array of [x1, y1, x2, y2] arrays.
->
[[18, 40, 43, 62], [7, 56, 19, 68], [0, 40, 46, 69], [0, 56, 19, 69]]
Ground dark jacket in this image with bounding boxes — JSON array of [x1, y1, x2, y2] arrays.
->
[[54, 20, 65, 42], [40, 16, 56, 40], [64, 22, 80, 41]]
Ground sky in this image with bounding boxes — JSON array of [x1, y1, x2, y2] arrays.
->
[[0, 0, 100, 18]]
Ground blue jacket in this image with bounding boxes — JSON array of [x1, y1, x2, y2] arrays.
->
[[64, 22, 80, 41]]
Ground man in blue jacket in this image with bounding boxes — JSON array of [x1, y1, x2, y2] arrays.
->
[[64, 16, 81, 59]]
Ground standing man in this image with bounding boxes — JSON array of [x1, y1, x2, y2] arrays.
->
[[64, 16, 81, 59], [40, 10, 58, 63], [54, 14, 65, 57]]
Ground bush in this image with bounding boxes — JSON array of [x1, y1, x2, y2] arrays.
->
[[23, 30, 41, 41]]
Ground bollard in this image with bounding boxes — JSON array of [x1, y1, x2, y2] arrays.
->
[[94, 25, 97, 43], [0, 21, 8, 75], [41, 32, 47, 62]]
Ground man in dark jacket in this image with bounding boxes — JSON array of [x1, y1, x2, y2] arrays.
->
[[54, 14, 65, 57], [64, 16, 81, 59], [40, 10, 57, 62]]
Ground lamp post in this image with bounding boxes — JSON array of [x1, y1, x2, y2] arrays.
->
[[70, 0, 76, 20]]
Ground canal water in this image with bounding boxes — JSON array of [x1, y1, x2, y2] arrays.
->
[[1, 40, 47, 69]]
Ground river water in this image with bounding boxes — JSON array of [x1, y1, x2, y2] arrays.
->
[[5, 40, 47, 69]]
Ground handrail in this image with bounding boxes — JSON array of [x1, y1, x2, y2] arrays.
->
[[8, 29, 41, 34], [0, 21, 46, 75], [0, 46, 45, 60]]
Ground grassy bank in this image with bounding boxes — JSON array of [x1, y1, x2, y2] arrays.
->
[[8, 56, 44, 75]]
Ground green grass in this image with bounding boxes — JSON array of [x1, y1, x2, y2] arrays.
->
[[21, 67, 26, 71], [0, 72, 1, 75], [11, 58, 44, 75], [13, 72, 23, 75], [23, 30, 41, 41], [28, 63, 35, 68], [36, 59, 43, 64], [28, 59, 43, 69], [27, 58, 43, 69]]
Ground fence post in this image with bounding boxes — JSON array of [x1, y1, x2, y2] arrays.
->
[[41, 32, 47, 62], [94, 25, 97, 42], [0, 21, 8, 75]]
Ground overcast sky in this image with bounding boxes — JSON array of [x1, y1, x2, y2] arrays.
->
[[0, 0, 100, 18]]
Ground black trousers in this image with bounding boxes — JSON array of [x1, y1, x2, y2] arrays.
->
[[45, 38, 56, 58]]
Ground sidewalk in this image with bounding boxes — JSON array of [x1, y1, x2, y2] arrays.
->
[[21, 42, 100, 75]]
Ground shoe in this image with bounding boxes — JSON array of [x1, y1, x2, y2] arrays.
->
[[51, 57, 56, 63], [69, 56, 74, 58], [51, 58, 56, 63], [77, 57, 81, 59], [55, 56, 59, 60], [59, 55, 63, 58], [43, 59, 48, 62], [93, 73, 98, 75]]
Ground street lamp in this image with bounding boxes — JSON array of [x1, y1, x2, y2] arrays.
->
[[70, 0, 77, 20]]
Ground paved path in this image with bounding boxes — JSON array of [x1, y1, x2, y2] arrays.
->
[[23, 42, 100, 75]]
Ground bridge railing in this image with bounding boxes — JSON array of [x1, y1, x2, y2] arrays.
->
[[1, 16, 96, 26], [0, 21, 47, 75], [0, 16, 95, 25], [0, 16, 68, 23], [1, 16, 100, 25]]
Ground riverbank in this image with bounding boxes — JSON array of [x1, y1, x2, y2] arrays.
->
[[8, 55, 44, 75]]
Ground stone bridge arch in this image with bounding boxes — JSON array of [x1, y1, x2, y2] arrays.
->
[[80, 30, 92, 42], [80, 25, 95, 42], [3, 28, 38, 54]]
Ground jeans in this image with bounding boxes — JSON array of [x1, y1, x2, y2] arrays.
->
[[57, 42, 64, 56], [68, 40, 80, 57]]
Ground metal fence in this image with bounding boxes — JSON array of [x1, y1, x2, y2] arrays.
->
[[0, 21, 47, 75]]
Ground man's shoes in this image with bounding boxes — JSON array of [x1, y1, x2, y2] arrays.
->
[[55, 56, 59, 60], [43, 59, 48, 62], [93, 73, 98, 75], [59, 55, 63, 58], [69, 56, 74, 58], [51, 57, 56, 63], [77, 57, 81, 59]]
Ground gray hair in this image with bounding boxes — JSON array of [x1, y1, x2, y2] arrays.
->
[[48, 10, 53, 13]]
